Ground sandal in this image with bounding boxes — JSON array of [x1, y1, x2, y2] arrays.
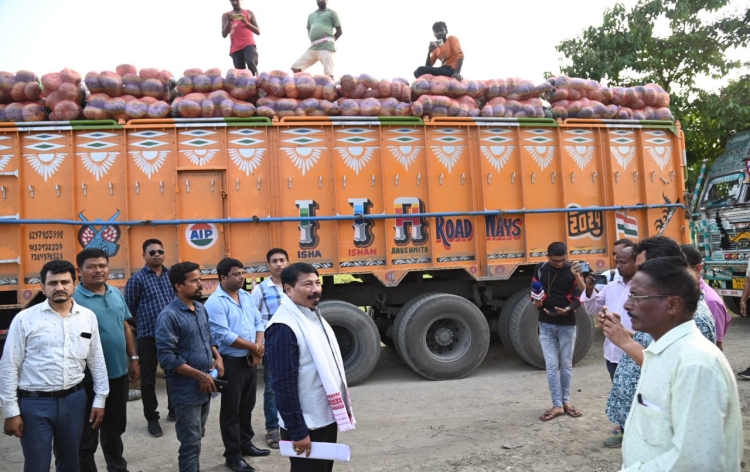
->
[[539, 408, 565, 422], [266, 430, 280, 449], [564, 405, 582, 418]]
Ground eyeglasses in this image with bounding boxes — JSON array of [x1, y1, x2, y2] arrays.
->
[[148, 250, 165, 256], [627, 293, 671, 303], [549, 257, 567, 264]]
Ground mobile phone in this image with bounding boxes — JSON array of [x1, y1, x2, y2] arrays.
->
[[593, 273, 608, 285], [232, 13, 243, 20], [579, 261, 591, 273], [213, 379, 229, 392]]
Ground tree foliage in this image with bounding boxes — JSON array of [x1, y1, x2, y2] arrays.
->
[[556, 0, 750, 169]]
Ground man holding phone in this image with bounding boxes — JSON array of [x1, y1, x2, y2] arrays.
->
[[581, 244, 637, 382], [222, 0, 261, 75], [532, 242, 583, 422]]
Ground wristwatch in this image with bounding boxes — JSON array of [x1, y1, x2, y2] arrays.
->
[[129, 356, 140, 361]]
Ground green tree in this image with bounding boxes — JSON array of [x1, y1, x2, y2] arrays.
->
[[556, 0, 750, 168]]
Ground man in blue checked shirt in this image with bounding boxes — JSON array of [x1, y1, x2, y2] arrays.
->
[[207, 258, 270, 472], [251, 248, 289, 450], [125, 238, 176, 437]]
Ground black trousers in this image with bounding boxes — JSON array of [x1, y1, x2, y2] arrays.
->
[[138, 336, 173, 421], [414, 64, 454, 79], [80, 374, 129, 472], [606, 360, 618, 382], [231, 45, 259, 75], [281, 422, 338, 472], [220, 356, 258, 461]]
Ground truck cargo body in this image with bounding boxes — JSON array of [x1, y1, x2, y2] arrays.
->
[[0, 116, 687, 383]]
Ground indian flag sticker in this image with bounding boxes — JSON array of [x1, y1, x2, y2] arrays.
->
[[615, 212, 638, 238], [186, 223, 219, 250]]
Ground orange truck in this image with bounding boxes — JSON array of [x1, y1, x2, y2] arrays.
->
[[0, 115, 687, 384]]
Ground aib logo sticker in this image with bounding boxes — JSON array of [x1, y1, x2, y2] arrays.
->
[[78, 210, 122, 256], [394, 197, 428, 246], [349, 198, 374, 248], [296, 200, 320, 249], [186, 223, 219, 249]]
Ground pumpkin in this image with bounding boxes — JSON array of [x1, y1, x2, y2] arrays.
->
[[11, 82, 28, 102], [84, 106, 108, 120], [100, 71, 123, 96], [116, 64, 137, 77], [55, 100, 82, 121], [5, 102, 25, 121], [125, 100, 149, 119], [142, 78, 166, 99], [21, 102, 46, 122], [193, 75, 212, 93], [15, 70, 37, 83]]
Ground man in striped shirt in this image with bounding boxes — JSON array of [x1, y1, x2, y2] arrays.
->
[[251, 248, 289, 449], [124, 238, 176, 437]]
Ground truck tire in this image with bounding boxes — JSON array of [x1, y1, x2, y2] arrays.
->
[[392, 293, 438, 360], [319, 300, 381, 386], [723, 296, 742, 316], [506, 294, 594, 369], [396, 293, 490, 380], [497, 289, 531, 355]]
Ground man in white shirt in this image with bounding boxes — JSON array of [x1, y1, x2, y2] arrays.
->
[[620, 257, 742, 471], [581, 244, 637, 382], [736, 258, 750, 379], [0, 260, 109, 472], [594, 239, 634, 290]]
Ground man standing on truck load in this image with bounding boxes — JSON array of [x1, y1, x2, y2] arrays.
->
[[413, 21, 464, 81], [614, 257, 742, 470], [222, 0, 261, 75], [291, 0, 342, 80], [251, 248, 290, 450], [0, 260, 109, 472], [125, 238, 176, 437], [74, 248, 139, 472], [266, 263, 355, 472], [156, 262, 224, 472], [681, 244, 731, 350], [581, 243, 637, 381], [206, 258, 269, 472], [532, 242, 584, 422]]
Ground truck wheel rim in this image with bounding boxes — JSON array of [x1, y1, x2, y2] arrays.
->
[[421, 315, 471, 362], [331, 326, 357, 367]]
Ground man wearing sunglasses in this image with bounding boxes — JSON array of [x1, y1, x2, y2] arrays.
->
[[206, 258, 269, 472], [125, 239, 176, 437]]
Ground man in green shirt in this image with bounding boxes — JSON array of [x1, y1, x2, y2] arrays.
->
[[74, 248, 139, 472], [291, 0, 342, 79]]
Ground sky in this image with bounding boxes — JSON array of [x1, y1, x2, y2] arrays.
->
[[0, 0, 746, 91]]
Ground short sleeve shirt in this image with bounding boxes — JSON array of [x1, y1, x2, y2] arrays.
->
[[74, 284, 132, 379], [307, 9, 341, 52]]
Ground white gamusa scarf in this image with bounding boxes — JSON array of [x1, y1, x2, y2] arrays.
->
[[279, 296, 356, 432]]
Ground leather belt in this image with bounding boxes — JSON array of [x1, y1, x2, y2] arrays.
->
[[18, 382, 84, 399]]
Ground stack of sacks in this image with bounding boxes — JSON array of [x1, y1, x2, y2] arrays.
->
[[0, 70, 46, 122], [172, 90, 257, 118], [481, 77, 552, 118], [254, 71, 339, 117], [256, 96, 340, 118], [336, 74, 411, 117], [411, 95, 479, 118], [410, 75, 484, 117], [172, 68, 260, 118], [42, 68, 85, 121], [481, 97, 545, 119], [547, 76, 672, 120], [84, 64, 173, 120]]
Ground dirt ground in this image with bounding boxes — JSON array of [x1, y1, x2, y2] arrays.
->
[[2, 315, 750, 472]]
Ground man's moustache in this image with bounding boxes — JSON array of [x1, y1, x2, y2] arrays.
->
[[308, 293, 321, 300]]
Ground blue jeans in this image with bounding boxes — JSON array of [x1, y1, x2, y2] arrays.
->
[[262, 356, 279, 432], [174, 401, 210, 472], [18, 387, 87, 472], [539, 322, 577, 408]]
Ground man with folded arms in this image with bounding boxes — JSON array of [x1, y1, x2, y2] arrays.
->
[[206, 258, 269, 472], [266, 263, 355, 472], [0, 260, 109, 472]]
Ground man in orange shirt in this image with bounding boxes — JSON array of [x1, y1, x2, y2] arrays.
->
[[414, 22, 464, 81]]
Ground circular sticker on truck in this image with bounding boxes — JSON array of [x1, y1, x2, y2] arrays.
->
[[186, 223, 219, 249]]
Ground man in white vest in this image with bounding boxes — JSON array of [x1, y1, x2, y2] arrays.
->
[[265, 263, 355, 472]]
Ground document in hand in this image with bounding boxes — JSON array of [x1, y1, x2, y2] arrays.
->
[[279, 441, 351, 461]]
